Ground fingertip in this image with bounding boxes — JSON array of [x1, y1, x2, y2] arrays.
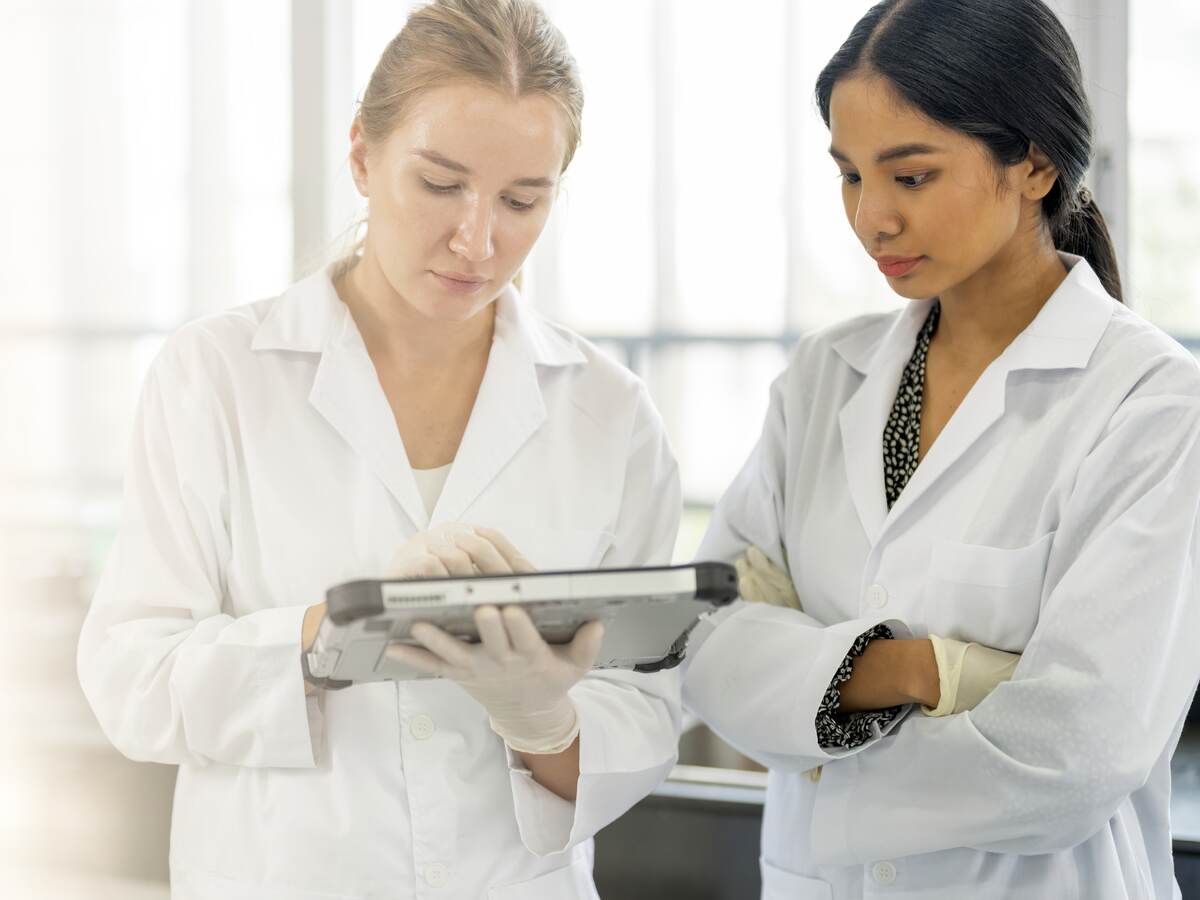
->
[[566, 619, 605, 666], [501, 604, 533, 625]]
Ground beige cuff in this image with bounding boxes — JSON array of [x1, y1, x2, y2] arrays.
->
[[491, 699, 580, 755], [921, 635, 1021, 717], [921, 634, 961, 717]]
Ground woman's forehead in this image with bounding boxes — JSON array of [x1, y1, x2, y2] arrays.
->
[[828, 74, 964, 159], [387, 83, 568, 179]]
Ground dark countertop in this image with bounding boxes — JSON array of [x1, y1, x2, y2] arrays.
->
[[1174, 727, 1200, 849]]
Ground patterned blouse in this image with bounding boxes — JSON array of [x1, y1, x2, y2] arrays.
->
[[814, 301, 941, 750]]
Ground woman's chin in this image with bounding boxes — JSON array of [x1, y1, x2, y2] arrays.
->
[[884, 271, 941, 302]]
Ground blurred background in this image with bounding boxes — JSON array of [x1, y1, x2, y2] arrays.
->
[[1, 0, 1198, 896]]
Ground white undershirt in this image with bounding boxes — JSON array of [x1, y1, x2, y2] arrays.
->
[[411, 463, 452, 517]]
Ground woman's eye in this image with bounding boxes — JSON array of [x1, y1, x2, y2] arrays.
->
[[421, 178, 459, 194], [839, 172, 861, 185], [504, 196, 537, 212], [897, 172, 932, 188]]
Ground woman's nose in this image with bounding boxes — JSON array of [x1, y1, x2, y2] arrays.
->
[[853, 189, 903, 244], [448, 199, 496, 263]]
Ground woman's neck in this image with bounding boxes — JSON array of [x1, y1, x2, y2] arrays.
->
[[336, 251, 496, 374], [934, 227, 1068, 363]]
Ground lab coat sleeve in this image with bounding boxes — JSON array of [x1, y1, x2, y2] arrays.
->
[[508, 384, 684, 856], [77, 353, 320, 770], [683, 369, 913, 775], [692, 371, 791, 570], [809, 391, 1200, 865]]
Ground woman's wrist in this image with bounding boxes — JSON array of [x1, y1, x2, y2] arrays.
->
[[838, 638, 940, 712], [301, 602, 326, 651], [301, 603, 327, 696], [902, 638, 941, 709]]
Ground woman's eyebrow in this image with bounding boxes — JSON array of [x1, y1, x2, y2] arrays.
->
[[828, 143, 946, 164], [415, 149, 471, 173], [413, 149, 556, 189]]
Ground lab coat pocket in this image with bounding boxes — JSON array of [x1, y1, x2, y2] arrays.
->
[[487, 856, 600, 900], [925, 532, 1055, 652], [759, 859, 833, 900]]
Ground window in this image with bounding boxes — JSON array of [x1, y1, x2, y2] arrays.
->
[[7, 0, 1188, 574], [1129, 0, 1200, 343], [0, 0, 292, 607]]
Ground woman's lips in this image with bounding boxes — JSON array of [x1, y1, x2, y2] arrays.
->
[[875, 256, 925, 278], [430, 271, 488, 294]]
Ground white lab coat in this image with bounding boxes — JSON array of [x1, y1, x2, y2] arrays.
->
[[77, 268, 683, 900], [684, 255, 1200, 900]]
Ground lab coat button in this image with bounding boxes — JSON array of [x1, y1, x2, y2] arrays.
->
[[866, 584, 889, 609], [424, 863, 449, 887], [410, 714, 436, 740], [871, 861, 897, 884]]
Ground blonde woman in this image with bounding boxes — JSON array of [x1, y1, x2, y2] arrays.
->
[[77, 2, 681, 898]]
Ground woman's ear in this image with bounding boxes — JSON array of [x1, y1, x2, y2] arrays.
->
[[349, 119, 370, 197], [1021, 142, 1059, 202]]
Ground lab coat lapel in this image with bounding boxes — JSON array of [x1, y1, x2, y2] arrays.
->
[[251, 268, 437, 529], [430, 286, 584, 524], [430, 334, 546, 524], [836, 302, 934, 544], [838, 379, 893, 545], [877, 254, 1113, 539], [308, 307, 430, 532], [879, 357, 1008, 532]]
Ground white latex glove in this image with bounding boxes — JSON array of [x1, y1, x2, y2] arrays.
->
[[384, 525, 602, 754], [387, 523, 536, 577], [921, 634, 1021, 717], [387, 605, 603, 754], [735, 545, 802, 610]]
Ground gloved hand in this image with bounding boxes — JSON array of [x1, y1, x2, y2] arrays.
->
[[921, 634, 1021, 717], [384, 526, 602, 754], [735, 545, 802, 609], [388, 523, 536, 577], [387, 606, 603, 754]]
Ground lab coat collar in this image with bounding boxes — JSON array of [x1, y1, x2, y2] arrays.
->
[[831, 301, 934, 377], [250, 266, 342, 353], [837, 254, 1116, 543], [831, 254, 1113, 377], [1001, 253, 1114, 372], [251, 267, 587, 367], [254, 267, 585, 531], [492, 281, 589, 369]]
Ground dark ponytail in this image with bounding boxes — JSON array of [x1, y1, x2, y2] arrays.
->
[[815, 0, 1124, 303], [1053, 187, 1123, 302]]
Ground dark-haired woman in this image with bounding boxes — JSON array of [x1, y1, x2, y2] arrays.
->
[[683, 1, 1200, 897]]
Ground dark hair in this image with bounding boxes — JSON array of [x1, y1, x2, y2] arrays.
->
[[815, 0, 1123, 303]]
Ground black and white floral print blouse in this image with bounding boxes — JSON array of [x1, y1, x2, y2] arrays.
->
[[814, 301, 941, 750]]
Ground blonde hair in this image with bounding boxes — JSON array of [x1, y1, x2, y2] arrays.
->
[[334, 0, 584, 277]]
